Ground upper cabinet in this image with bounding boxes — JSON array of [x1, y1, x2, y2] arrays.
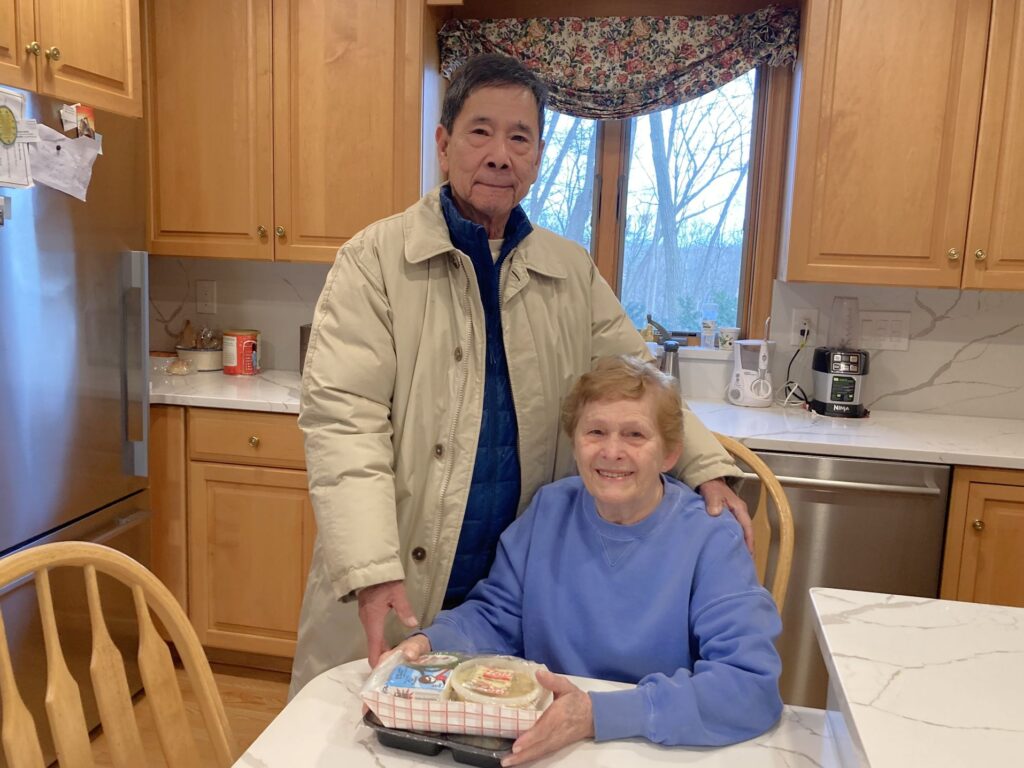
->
[[781, 0, 1024, 290], [0, 0, 142, 117], [146, 0, 424, 263]]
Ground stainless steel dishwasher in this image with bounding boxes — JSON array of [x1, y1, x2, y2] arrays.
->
[[734, 451, 951, 708]]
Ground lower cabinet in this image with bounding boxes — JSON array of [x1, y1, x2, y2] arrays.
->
[[941, 466, 1024, 608], [189, 460, 315, 657], [150, 405, 316, 662]]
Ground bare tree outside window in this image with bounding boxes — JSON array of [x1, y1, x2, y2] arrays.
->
[[522, 70, 756, 334], [521, 111, 597, 252], [622, 71, 756, 331]]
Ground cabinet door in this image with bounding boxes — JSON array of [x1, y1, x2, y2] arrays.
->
[[962, 0, 1024, 290], [145, 0, 274, 260], [958, 481, 1024, 607], [0, 0, 36, 90], [35, 0, 142, 117], [189, 462, 316, 656], [271, 0, 422, 262], [784, 0, 990, 287]]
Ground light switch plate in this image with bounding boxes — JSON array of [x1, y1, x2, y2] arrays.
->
[[196, 280, 217, 314], [860, 310, 911, 350]]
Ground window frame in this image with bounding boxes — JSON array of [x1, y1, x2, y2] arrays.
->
[[589, 65, 793, 339]]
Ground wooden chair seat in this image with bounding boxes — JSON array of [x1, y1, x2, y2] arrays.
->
[[0, 541, 238, 768]]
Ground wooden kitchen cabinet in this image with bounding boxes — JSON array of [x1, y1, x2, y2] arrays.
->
[[187, 408, 316, 658], [0, 0, 142, 116], [781, 0, 1024, 290], [145, 0, 425, 262], [149, 404, 189, 611], [941, 466, 1024, 608]]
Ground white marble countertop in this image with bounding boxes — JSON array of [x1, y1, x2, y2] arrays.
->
[[810, 588, 1024, 768], [688, 398, 1024, 469], [148, 367, 1024, 468], [149, 367, 301, 413], [234, 659, 836, 767]]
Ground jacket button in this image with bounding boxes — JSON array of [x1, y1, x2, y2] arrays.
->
[[433, 443, 444, 458], [454, 346, 463, 362], [411, 547, 427, 561]]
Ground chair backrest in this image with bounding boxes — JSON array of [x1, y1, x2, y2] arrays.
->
[[0, 541, 238, 768], [714, 433, 794, 610]]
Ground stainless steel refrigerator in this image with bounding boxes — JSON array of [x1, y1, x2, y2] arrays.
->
[[0, 90, 149, 765]]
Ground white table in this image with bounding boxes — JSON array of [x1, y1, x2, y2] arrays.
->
[[811, 588, 1024, 767], [234, 659, 837, 767]]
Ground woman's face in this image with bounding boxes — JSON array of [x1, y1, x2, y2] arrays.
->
[[572, 394, 682, 524]]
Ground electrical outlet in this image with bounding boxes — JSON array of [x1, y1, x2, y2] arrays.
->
[[196, 280, 217, 314], [789, 308, 818, 346]]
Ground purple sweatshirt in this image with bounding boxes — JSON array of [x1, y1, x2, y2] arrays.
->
[[421, 475, 783, 746]]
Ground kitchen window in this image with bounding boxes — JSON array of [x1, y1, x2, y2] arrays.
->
[[521, 66, 789, 338]]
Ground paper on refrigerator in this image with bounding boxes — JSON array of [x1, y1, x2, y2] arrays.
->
[[28, 124, 101, 202], [0, 88, 32, 188]]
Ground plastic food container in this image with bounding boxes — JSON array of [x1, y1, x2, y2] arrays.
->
[[450, 656, 545, 709], [361, 652, 552, 738]]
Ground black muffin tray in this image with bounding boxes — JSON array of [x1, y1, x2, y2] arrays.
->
[[363, 711, 514, 767]]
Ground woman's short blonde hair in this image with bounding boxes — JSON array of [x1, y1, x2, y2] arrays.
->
[[561, 355, 683, 452]]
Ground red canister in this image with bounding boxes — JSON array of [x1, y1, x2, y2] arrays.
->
[[222, 329, 261, 375]]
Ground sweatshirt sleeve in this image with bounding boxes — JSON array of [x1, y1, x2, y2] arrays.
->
[[589, 523, 783, 746], [420, 497, 538, 655], [585, 262, 740, 489]]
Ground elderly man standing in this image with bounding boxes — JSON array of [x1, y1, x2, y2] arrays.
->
[[291, 53, 749, 696]]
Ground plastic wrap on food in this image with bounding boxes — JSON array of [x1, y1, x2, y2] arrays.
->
[[361, 651, 552, 738]]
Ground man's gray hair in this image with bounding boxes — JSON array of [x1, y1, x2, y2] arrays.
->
[[440, 53, 549, 137]]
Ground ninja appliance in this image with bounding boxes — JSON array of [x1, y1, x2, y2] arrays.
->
[[810, 297, 870, 418]]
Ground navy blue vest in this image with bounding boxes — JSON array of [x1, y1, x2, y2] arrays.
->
[[440, 185, 532, 603]]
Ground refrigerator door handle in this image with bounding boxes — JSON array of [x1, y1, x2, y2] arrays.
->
[[122, 250, 149, 477]]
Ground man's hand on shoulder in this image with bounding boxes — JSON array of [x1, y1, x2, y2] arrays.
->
[[698, 478, 754, 554], [358, 579, 419, 667]]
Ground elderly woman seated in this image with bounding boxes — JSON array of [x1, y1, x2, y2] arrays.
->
[[387, 355, 783, 764]]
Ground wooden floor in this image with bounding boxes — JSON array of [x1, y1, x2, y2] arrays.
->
[[91, 664, 290, 767]]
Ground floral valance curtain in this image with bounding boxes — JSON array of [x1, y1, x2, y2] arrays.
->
[[438, 5, 799, 120]]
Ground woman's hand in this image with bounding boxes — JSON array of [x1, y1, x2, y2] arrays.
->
[[373, 633, 431, 669], [501, 670, 594, 766]]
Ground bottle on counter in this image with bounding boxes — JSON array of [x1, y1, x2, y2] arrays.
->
[[700, 303, 719, 349]]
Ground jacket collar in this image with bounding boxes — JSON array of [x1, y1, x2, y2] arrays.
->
[[403, 186, 567, 279]]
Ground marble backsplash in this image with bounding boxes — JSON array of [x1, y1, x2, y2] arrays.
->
[[149, 256, 1024, 420], [767, 280, 1024, 420], [149, 256, 329, 371]]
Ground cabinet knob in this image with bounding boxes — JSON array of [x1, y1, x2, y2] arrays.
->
[[275, 225, 286, 238], [974, 249, 987, 262], [25, 41, 41, 56], [248, 435, 260, 448], [972, 519, 985, 532], [256, 225, 267, 238], [946, 248, 960, 262], [45, 46, 61, 62]]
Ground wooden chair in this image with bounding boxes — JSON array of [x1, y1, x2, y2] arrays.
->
[[0, 541, 238, 768], [714, 433, 795, 610]]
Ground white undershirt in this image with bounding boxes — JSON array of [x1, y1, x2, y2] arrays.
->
[[488, 239, 503, 264]]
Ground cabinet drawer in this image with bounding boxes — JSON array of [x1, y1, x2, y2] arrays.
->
[[188, 409, 305, 469]]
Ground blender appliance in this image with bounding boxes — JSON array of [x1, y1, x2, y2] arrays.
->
[[810, 297, 870, 418]]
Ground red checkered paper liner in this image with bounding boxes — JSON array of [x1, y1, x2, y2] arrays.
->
[[360, 652, 552, 738], [361, 689, 544, 738]]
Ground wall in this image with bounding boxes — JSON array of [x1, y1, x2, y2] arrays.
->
[[149, 256, 1024, 420], [149, 256, 330, 371], [767, 281, 1024, 420]]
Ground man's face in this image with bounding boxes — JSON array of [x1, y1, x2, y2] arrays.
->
[[436, 85, 544, 237]]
